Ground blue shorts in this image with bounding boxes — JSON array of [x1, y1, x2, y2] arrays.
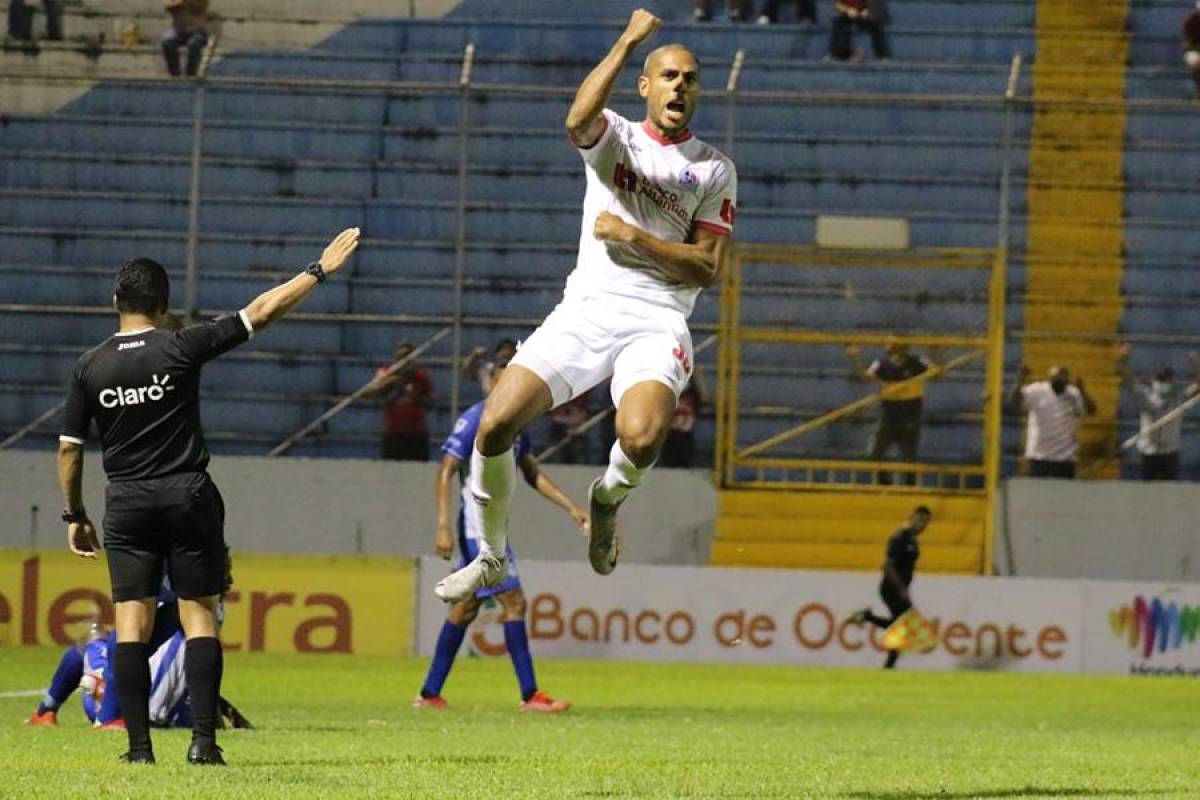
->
[[458, 513, 521, 600]]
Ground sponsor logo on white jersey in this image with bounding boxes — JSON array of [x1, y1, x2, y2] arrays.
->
[[678, 166, 699, 190], [99, 374, 175, 409]]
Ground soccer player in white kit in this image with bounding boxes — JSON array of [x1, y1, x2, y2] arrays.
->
[[436, 9, 737, 602]]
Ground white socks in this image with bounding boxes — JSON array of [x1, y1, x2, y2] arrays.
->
[[469, 445, 514, 555], [594, 442, 651, 506]]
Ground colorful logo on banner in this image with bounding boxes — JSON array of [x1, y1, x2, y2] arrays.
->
[[1109, 595, 1200, 658]]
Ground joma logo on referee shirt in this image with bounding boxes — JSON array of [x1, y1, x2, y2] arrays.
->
[[99, 374, 175, 409]]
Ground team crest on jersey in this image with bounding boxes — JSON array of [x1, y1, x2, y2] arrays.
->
[[678, 167, 700, 191]]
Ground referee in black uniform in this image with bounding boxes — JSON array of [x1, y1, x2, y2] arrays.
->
[[58, 228, 360, 765], [850, 505, 931, 669]]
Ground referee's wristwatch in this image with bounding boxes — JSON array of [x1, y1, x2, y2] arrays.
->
[[62, 508, 88, 524], [305, 261, 327, 284]]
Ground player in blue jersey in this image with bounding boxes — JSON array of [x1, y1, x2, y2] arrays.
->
[[27, 620, 252, 730], [28, 566, 251, 730], [416, 351, 589, 712]]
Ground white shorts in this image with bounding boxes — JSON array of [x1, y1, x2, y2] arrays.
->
[[510, 294, 694, 408]]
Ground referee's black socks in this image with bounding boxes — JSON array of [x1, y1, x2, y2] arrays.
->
[[185, 636, 224, 745], [114, 642, 153, 755]]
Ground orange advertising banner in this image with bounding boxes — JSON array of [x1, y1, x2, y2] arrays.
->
[[0, 550, 415, 656]]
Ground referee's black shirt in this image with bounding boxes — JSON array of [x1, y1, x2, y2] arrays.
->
[[886, 526, 920, 586], [60, 312, 253, 481]]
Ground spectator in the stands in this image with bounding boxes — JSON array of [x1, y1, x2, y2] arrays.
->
[[1184, 2, 1200, 98], [7, 0, 62, 41], [846, 341, 937, 485], [162, 0, 209, 77], [754, 0, 817, 24], [547, 392, 591, 464], [1007, 364, 1096, 479], [462, 339, 517, 397], [829, 0, 891, 61], [1117, 346, 1198, 481], [694, 0, 748, 22], [369, 341, 435, 462], [661, 367, 706, 468]]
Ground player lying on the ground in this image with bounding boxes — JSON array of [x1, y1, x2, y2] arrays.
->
[[435, 8, 737, 602], [849, 505, 932, 669], [418, 353, 588, 712], [27, 588, 252, 729]]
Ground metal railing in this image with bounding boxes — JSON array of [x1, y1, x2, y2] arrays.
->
[[0, 404, 63, 451], [184, 33, 219, 324], [268, 327, 451, 456]]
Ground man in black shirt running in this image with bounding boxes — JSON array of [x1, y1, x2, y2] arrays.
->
[[850, 505, 932, 669], [58, 227, 360, 765]]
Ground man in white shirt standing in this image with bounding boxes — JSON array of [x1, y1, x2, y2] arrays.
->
[[1007, 364, 1096, 479], [1117, 346, 1199, 481], [435, 8, 738, 602]]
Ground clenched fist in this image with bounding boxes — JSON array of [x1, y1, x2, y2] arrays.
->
[[594, 211, 636, 244], [621, 8, 661, 47]]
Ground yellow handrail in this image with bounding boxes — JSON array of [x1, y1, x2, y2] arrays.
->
[[735, 349, 985, 460]]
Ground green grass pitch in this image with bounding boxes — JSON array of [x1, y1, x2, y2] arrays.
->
[[3, 647, 1197, 799]]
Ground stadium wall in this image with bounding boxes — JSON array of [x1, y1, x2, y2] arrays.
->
[[0, 451, 717, 565], [4, 451, 1200, 580], [997, 478, 1200, 582]]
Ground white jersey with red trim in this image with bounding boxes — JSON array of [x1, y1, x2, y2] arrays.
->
[[568, 109, 738, 317]]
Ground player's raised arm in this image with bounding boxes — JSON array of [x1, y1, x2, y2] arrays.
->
[[241, 227, 360, 331], [566, 9, 661, 147], [1006, 363, 1032, 412]]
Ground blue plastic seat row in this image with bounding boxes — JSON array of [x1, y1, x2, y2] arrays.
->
[[207, 50, 1027, 94], [0, 149, 1019, 212], [0, 132, 1033, 196], [0, 187, 1007, 243], [314, 19, 1035, 65], [448, 0, 1038, 29], [26, 90, 1020, 136]]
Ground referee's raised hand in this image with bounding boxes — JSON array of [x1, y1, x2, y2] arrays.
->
[[319, 227, 361, 276], [67, 519, 101, 559]]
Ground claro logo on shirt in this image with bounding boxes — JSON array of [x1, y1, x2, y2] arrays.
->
[[98, 374, 175, 409]]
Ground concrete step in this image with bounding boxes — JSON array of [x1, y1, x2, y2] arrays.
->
[[715, 516, 983, 546], [78, 0, 454, 21], [709, 540, 983, 573]]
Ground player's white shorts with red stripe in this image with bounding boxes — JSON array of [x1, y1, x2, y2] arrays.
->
[[510, 293, 694, 408]]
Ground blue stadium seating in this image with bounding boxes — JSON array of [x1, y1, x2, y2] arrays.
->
[[0, 1, 1195, 475]]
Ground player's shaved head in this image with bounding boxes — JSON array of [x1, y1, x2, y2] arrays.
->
[[638, 44, 702, 136], [642, 44, 700, 77]]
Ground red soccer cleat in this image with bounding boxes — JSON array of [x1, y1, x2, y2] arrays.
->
[[519, 691, 571, 713], [25, 709, 58, 726], [412, 694, 448, 710], [96, 718, 126, 731]]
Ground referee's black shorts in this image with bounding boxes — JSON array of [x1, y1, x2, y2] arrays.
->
[[880, 584, 912, 620], [103, 471, 227, 602]]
